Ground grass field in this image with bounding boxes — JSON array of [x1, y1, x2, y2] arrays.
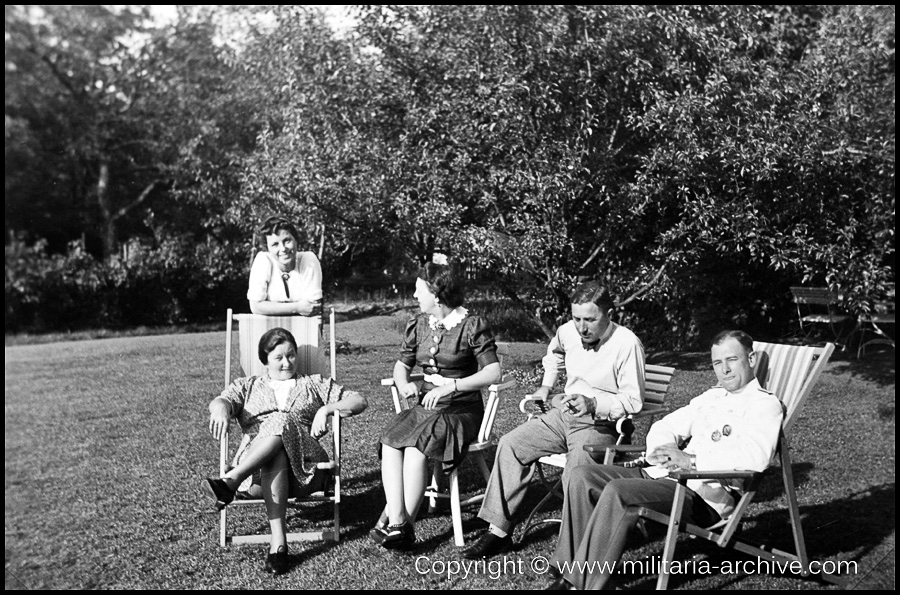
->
[[4, 314, 895, 589]]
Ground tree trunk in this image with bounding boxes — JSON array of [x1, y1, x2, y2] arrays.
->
[[95, 157, 160, 260], [96, 160, 117, 259]]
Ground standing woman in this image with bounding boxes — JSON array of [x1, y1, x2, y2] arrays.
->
[[248, 215, 322, 316], [372, 263, 501, 549]]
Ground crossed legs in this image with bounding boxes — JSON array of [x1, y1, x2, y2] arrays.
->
[[550, 464, 720, 590], [221, 435, 292, 553]]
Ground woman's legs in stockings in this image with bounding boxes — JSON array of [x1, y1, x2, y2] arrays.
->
[[381, 445, 430, 526]]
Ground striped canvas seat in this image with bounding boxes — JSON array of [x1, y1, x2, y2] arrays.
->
[[215, 309, 341, 547], [233, 312, 328, 378], [626, 341, 842, 589]]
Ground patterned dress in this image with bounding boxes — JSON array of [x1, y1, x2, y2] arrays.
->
[[217, 373, 352, 492], [380, 311, 499, 473]]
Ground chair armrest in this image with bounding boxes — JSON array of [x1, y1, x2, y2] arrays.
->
[[518, 393, 550, 415], [583, 443, 644, 465], [381, 373, 425, 387], [489, 377, 517, 393], [585, 443, 645, 455], [668, 470, 762, 481]]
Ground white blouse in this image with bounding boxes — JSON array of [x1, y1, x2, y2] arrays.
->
[[247, 251, 323, 303]]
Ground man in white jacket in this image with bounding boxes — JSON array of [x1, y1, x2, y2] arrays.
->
[[546, 330, 783, 590]]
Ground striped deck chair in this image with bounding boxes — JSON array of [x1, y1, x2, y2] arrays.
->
[[606, 341, 844, 589], [216, 309, 342, 546], [229, 310, 330, 379]]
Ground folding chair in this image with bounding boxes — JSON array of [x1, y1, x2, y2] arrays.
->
[[790, 286, 850, 344], [515, 364, 676, 543], [853, 283, 895, 358], [605, 341, 843, 589], [380, 343, 517, 546], [217, 308, 343, 546]]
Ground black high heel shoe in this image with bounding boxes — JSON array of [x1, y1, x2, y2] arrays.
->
[[264, 545, 290, 575], [381, 521, 416, 550], [369, 518, 389, 545], [201, 477, 236, 510]]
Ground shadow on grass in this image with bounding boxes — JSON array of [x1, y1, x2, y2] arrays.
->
[[826, 349, 895, 389], [618, 482, 894, 590]]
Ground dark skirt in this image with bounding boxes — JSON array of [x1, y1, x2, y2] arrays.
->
[[380, 396, 484, 474]]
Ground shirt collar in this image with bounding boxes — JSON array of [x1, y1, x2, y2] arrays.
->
[[268, 377, 297, 389], [429, 306, 468, 331], [718, 378, 763, 395], [582, 321, 617, 351]]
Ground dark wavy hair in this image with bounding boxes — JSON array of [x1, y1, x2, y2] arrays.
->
[[418, 262, 466, 309], [710, 329, 754, 355], [570, 281, 614, 312], [258, 327, 298, 365], [256, 215, 302, 251]]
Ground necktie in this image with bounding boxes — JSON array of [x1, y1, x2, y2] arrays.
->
[[281, 273, 291, 298]]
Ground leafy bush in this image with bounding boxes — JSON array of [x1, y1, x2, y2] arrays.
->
[[5, 234, 247, 333]]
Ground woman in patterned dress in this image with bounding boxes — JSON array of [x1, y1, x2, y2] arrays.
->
[[202, 327, 367, 574], [372, 263, 501, 549]]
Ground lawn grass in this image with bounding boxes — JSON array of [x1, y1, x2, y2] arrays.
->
[[4, 315, 895, 589]]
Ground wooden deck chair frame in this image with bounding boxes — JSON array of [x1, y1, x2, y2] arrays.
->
[[380, 343, 517, 547], [515, 364, 676, 543], [604, 342, 844, 589], [217, 308, 341, 547]]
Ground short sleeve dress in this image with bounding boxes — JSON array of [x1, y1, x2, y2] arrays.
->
[[217, 373, 351, 493], [380, 309, 499, 474]]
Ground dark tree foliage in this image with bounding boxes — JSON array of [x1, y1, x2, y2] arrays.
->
[[5, 6, 894, 346]]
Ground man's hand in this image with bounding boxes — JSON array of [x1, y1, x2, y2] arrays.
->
[[557, 393, 596, 418], [647, 444, 692, 472], [398, 382, 419, 400], [531, 385, 552, 400]]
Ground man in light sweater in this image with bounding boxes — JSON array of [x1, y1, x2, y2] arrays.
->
[[463, 281, 645, 559]]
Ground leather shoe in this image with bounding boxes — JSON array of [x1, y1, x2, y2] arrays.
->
[[264, 545, 289, 575], [461, 531, 512, 559], [369, 519, 389, 545], [545, 576, 572, 590], [201, 477, 235, 510], [381, 522, 416, 550]]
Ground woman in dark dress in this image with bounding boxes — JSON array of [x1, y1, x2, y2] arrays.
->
[[372, 263, 501, 549]]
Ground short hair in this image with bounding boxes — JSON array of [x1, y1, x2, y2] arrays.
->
[[418, 262, 466, 309], [256, 215, 302, 250], [258, 327, 298, 365], [570, 281, 614, 312], [710, 330, 754, 355]]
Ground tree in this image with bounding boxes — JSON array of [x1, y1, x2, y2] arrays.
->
[[5, 5, 255, 259], [299, 5, 893, 345]]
